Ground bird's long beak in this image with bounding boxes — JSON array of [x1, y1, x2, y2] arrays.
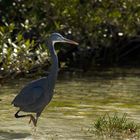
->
[[63, 37, 79, 45]]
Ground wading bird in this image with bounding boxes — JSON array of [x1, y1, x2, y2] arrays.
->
[[12, 33, 78, 126]]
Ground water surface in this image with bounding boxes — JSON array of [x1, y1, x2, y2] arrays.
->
[[0, 68, 140, 140]]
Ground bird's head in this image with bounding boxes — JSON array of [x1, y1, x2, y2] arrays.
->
[[50, 33, 79, 46]]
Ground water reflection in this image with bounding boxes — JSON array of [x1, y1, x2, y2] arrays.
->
[[0, 130, 30, 140], [0, 69, 140, 139]]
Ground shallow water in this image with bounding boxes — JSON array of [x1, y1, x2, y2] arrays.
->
[[0, 68, 140, 140]]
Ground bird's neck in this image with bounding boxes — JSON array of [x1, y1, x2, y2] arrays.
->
[[49, 50, 58, 77], [47, 42, 58, 92]]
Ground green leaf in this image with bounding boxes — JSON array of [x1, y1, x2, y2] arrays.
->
[[0, 26, 5, 33], [25, 39, 31, 48], [17, 33, 23, 42], [108, 10, 121, 18], [9, 23, 15, 32]]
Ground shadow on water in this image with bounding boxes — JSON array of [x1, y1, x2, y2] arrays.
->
[[0, 130, 30, 140]]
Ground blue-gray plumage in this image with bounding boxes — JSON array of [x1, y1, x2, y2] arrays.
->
[[12, 33, 78, 126]]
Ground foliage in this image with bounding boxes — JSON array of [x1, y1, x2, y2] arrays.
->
[[0, 22, 49, 76], [0, 0, 140, 76], [89, 113, 140, 139]]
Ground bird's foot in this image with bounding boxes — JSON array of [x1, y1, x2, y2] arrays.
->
[[29, 115, 37, 127]]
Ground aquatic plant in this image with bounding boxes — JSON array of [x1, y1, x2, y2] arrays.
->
[[89, 113, 140, 139]]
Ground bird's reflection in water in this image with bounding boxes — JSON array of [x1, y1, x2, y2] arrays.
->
[[0, 130, 30, 140]]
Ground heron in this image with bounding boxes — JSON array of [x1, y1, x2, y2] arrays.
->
[[12, 33, 78, 126]]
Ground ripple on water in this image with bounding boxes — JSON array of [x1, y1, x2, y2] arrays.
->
[[0, 70, 140, 139]]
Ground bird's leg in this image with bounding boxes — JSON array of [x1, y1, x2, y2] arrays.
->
[[15, 110, 37, 127], [29, 113, 39, 126], [28, 115, 37, 127]]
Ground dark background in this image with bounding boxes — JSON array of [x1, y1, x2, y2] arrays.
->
[[0, 0, 140, 78]]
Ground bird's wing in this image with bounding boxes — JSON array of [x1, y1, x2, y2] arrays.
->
[[12, 84, 44, 107]]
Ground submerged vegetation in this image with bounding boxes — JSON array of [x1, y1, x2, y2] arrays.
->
[[89, 113, 140, 139]]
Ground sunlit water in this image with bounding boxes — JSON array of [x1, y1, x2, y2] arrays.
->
[[0, 68, 140, 140]]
